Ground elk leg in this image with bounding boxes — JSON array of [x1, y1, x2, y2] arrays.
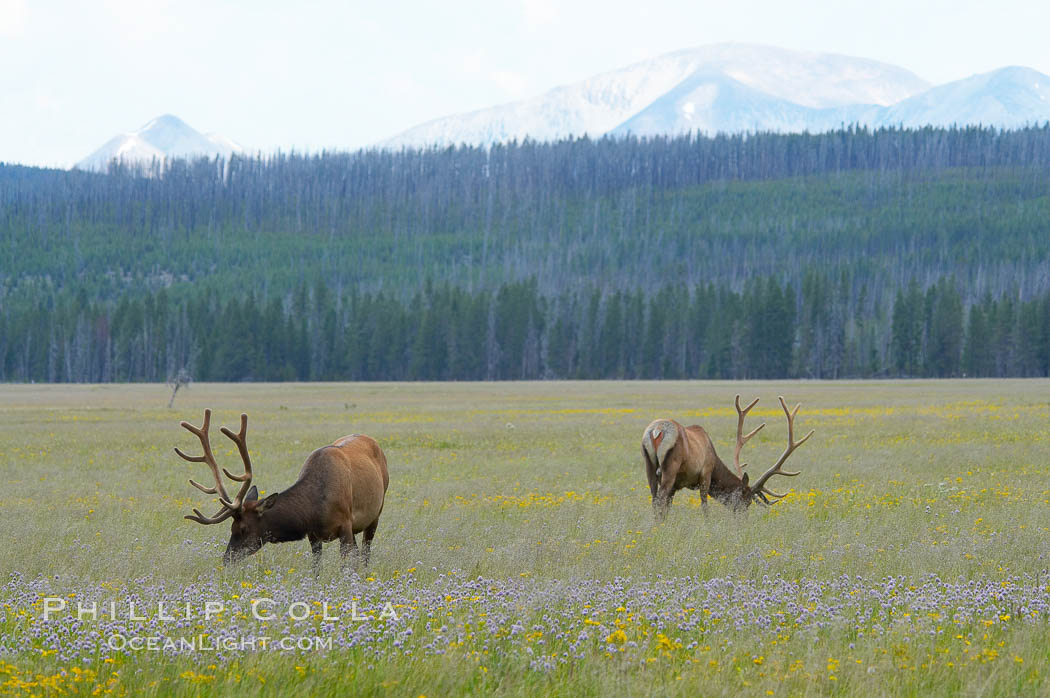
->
[[652, 492, 669, 521], [361, 519, 379, 566], [643, 450, 659, 499], [699, 476, 710, 518], [654, 486, 677, 521], [340, 530, 360, 570], [309, 536, 323, 575]]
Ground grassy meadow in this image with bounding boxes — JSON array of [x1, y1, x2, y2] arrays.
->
[[2, 380, 1050, 696]]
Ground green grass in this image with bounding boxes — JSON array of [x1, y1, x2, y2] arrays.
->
[[2, 380, 1050, 696]]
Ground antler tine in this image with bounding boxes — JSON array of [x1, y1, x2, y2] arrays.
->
[[174, 450, 223, 495], [748, 396, 814, 498], [173, 448, 206, 463], [184, 506, 236, 525], [778, 396, 814, 451], [186, 478, 218, 495], [733, 394, 766, 477], [755, 489, 789, 506], [218, 413, 254, 510]]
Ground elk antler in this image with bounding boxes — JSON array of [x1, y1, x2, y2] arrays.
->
[[748, 396, 813, 504], [174, 409, 255, 525], [733, 394, 766, 478]]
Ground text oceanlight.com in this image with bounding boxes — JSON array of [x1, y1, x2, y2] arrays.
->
[[106, 634, 333, 652]]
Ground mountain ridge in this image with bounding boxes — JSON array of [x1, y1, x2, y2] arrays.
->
[[71, 46, 1050, 166], [382, 44, 1050, 148]]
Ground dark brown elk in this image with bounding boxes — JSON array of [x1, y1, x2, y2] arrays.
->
[[642, 395, 813, 518], [175, 409, 389, 569]]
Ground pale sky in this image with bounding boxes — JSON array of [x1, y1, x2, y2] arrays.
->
[[2, 0, 1049, 167]]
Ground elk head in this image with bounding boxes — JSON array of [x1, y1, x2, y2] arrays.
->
[[174, 409, 272, 564]]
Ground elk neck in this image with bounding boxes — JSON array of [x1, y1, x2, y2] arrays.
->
[[257, 486, 312, 543], [706, 456, 751, 509]]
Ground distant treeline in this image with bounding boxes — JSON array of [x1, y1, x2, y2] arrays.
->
[[3, 125, 1050, 382], [2, 275, 1047, 382], [3, 125, 1050, 303]]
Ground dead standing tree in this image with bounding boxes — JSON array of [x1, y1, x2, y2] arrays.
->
[[167, 368, 192, 408]]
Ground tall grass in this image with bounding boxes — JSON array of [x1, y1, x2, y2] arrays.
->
[[2, 380, 1049, 695]]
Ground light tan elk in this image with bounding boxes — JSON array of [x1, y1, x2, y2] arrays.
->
[[642, 395, 813, 518], [175, 409, 389, 569]]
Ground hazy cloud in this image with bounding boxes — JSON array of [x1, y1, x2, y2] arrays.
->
[[490, 69, 530, 99], [100, 0, 185, 45], [521, 0, 559, 28], [0, 0, 28, 37]]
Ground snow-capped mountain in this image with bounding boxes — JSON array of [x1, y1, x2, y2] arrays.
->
[[76, 115, 244, 171], [75, 48, 1050, 167], [608, 72, 881, 137], [382, 44, 930, 147], [381, 44, 1050, 148], [873, 66, 1050, 129]]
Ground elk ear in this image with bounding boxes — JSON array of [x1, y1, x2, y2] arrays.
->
[[257, 493, 279, 513], [244, 485, 259, 503], [741, 473, 750, 487]]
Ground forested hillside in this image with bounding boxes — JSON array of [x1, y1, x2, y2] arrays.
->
[[2, 126, 1050, 381]]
